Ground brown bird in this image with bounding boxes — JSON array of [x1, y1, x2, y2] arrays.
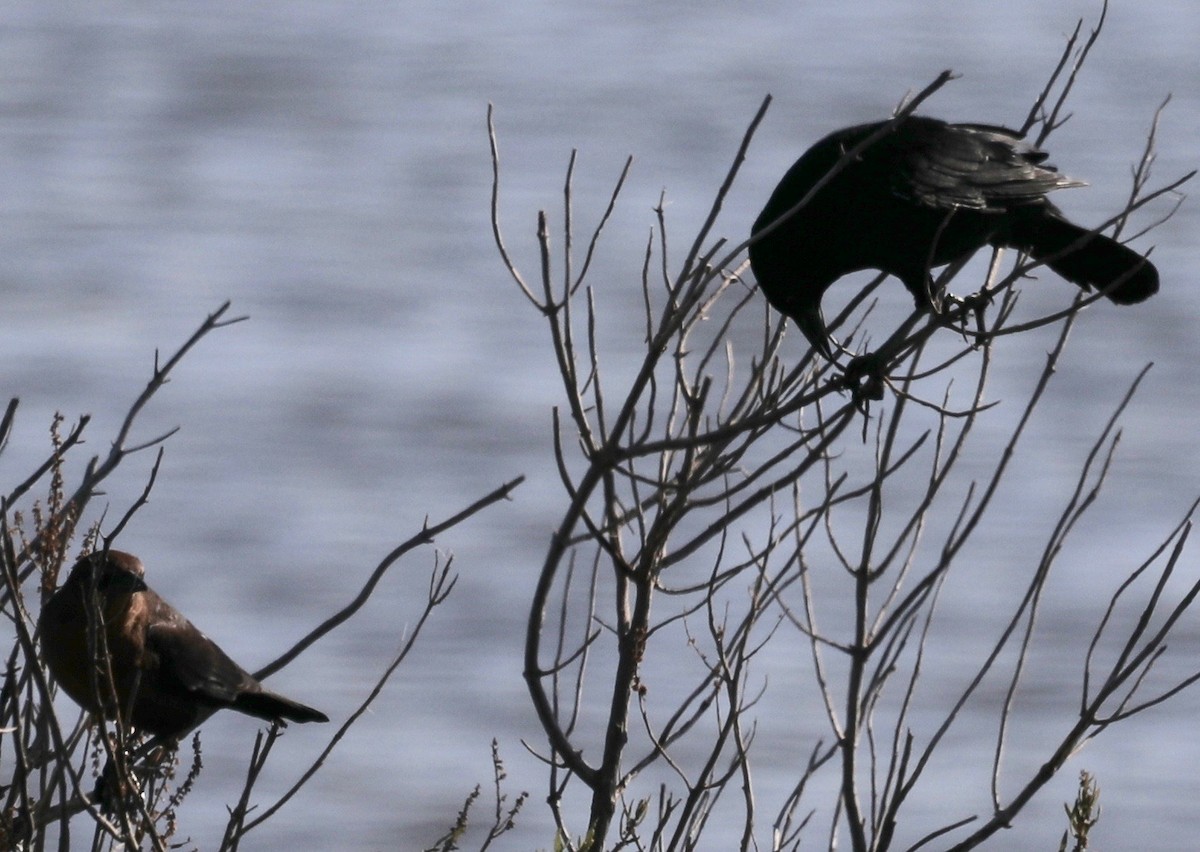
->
[[38, 549, 329, 740]]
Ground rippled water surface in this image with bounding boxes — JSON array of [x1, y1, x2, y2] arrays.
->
[[2, 2, 1198, 848]]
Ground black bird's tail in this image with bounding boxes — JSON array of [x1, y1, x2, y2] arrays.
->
[[1009, 213, 1158, 304]]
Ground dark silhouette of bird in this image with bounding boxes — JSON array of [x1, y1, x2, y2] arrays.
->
[[38, 549, 328, 740], [749, 115, 1158, 361]]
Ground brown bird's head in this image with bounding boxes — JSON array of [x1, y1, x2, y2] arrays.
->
[[38, 550, 153, 726], [66, 550, 149, 603]]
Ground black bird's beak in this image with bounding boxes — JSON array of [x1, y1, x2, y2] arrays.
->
[[795, 307, 835, 362]]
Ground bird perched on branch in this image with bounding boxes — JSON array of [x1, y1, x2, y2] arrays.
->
[[38, 549, 328, 740], [749, 114, 1158, 363]]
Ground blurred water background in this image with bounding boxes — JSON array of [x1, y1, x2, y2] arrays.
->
[[1, 1, 1197, 848]]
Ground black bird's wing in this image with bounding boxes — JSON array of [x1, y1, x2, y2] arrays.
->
[[891, 120, 1085, 211]]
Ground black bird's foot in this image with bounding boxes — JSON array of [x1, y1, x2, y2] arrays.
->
[[955, 287, 997, 314], [946, 288, 996, 346], [940, 289, 966, 312], [843, 352, 886, 402]]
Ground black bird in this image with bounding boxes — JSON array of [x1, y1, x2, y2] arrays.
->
[[749, 115, 1158, 360]]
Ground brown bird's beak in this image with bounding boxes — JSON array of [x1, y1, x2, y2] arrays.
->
[[109, 572, 148, 594]]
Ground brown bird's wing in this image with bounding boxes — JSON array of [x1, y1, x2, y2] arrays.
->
[[144, 603, 328, 727], [143, 606, 260, 708]]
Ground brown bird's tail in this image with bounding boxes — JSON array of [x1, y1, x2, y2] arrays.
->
[[234, 690, 330, 725], [1010, 213, 1158, 304]]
